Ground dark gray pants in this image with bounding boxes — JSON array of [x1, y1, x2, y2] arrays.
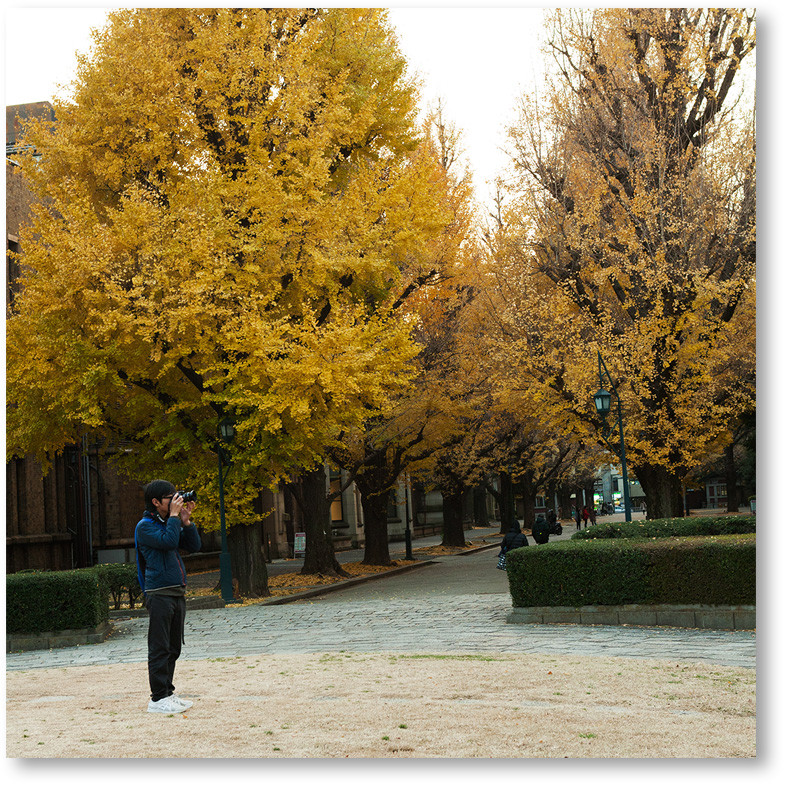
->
[[146, 592, 186, 702]]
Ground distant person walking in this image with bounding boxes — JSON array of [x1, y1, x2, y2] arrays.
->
[[496, 520, 528, 570], [532, 514, 550, 544], [582, 506, 590, 528], [574, 506, 582, 530]]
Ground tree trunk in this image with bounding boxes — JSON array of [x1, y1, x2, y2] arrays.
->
[[358, 486, 392, 565], [634, 463, 684, 519], [584, 481, 596, 512], [519, 471, 536, 530], [282, 485, 296, 556], [354, 450, 399, 566], [441, 486, 466, 547], [473, 486, 489, 527], [227, 519, 270, 598], [498, 472, 515, 533], [724, 443, 739, 513], [483, 477, 510, 533], [289, 467, 347, 577]]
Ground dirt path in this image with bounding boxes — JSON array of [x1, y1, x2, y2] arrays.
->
[[7, 650, 754, 758]]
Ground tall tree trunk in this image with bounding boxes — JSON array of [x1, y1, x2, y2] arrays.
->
[[483, 475, 512, 533], [358, 486, 392, 565], [288, 467, 347, 577], [634, 463, 684, 519], [519, 470, 536, 530], [724, 443, 739, 513], [584, 481, 596, 511], [441, 485, 466, 547], [473, 486, 489, 527], [227, 519, 269, 598], [354, 450, 397, 566], [498, 472, 515, 533]]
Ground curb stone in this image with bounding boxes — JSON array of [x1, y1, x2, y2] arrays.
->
[[258, 559, 438, 605], [507, 604, 756, 631], [7, 621, 112, 653], [110, 558, 444, 620], [110, 594, 226, 619]]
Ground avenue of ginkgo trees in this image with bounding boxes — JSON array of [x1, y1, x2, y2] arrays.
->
[[475, 8, 756, 520], [6, 8, 755, 593]]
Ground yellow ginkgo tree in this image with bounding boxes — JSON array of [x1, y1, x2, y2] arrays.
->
[[495, 8, 756, 518], [6, 8, 455, 587]]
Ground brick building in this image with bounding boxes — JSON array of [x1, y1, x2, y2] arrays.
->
[[6, 102, 150, 572]]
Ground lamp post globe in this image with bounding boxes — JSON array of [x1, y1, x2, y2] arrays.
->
[[218, 417, 235, 443], [594, 388, 612, 417]]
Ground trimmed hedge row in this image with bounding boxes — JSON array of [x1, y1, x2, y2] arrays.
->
[[571, 514, 755, 541], [7, 569, 110, 635], [506, 534, 755, 607], [7, 562, 142, 635]]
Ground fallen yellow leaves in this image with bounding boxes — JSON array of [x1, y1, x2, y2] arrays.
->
[[267, 560, 418, 597]]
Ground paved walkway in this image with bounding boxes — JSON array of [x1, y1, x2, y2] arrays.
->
[[6, 521, 755, 672]]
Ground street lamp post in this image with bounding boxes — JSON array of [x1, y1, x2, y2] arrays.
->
[[217, 416, 238, 603], [593, 351, 632, 523], [403, 476, 413, 561]]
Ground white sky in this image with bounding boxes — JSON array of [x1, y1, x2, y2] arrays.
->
[[3, 4, 548, 207]]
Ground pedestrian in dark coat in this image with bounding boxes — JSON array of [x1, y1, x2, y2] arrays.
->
[[532, 514, 550, 544], [500, 520, 529, 553]]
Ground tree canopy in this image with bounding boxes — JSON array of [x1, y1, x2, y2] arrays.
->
[[488, 8, 756, 517], [7, 8, 456, 527]]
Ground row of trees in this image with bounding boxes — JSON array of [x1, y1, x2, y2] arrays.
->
[[7, 8, 756, 596]]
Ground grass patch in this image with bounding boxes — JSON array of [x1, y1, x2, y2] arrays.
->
[[391, 654, 506, 662]]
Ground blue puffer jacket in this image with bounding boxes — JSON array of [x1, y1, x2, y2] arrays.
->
[[135, 510, 202, 595]]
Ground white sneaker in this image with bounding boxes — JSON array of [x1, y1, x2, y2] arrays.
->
[[169, 694, 193, 710], [147, 695, 186, 714]]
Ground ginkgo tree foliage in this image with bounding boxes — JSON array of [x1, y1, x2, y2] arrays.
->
[[6, 7, 456, 557], [326, 103, 482, 564], [491, 8, 756, 518]]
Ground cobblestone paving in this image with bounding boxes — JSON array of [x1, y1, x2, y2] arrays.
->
[[6, 531, 756, 672], [6, 593, 755, 672]]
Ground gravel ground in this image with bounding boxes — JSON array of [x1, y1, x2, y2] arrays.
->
[[6, 650, 755, 758]]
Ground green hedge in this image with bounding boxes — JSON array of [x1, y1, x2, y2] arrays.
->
[[6, 569, 110, 635], [571, 514, 755, 541], [506, 534, 755, 607], [91, 563, 143, 610]]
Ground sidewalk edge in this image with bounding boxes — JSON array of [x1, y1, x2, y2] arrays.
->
[[258, 559, 439, 605]]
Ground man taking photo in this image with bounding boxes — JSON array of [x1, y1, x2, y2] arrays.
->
[[135, 480, 201, 714]]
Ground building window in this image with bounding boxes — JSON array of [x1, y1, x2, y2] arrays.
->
[[387, 488, 399, 520]]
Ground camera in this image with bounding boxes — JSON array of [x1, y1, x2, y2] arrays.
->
[[177, 490, 197, 503]]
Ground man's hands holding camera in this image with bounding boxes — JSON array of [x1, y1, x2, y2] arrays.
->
[[171, 493, 196, 526]]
